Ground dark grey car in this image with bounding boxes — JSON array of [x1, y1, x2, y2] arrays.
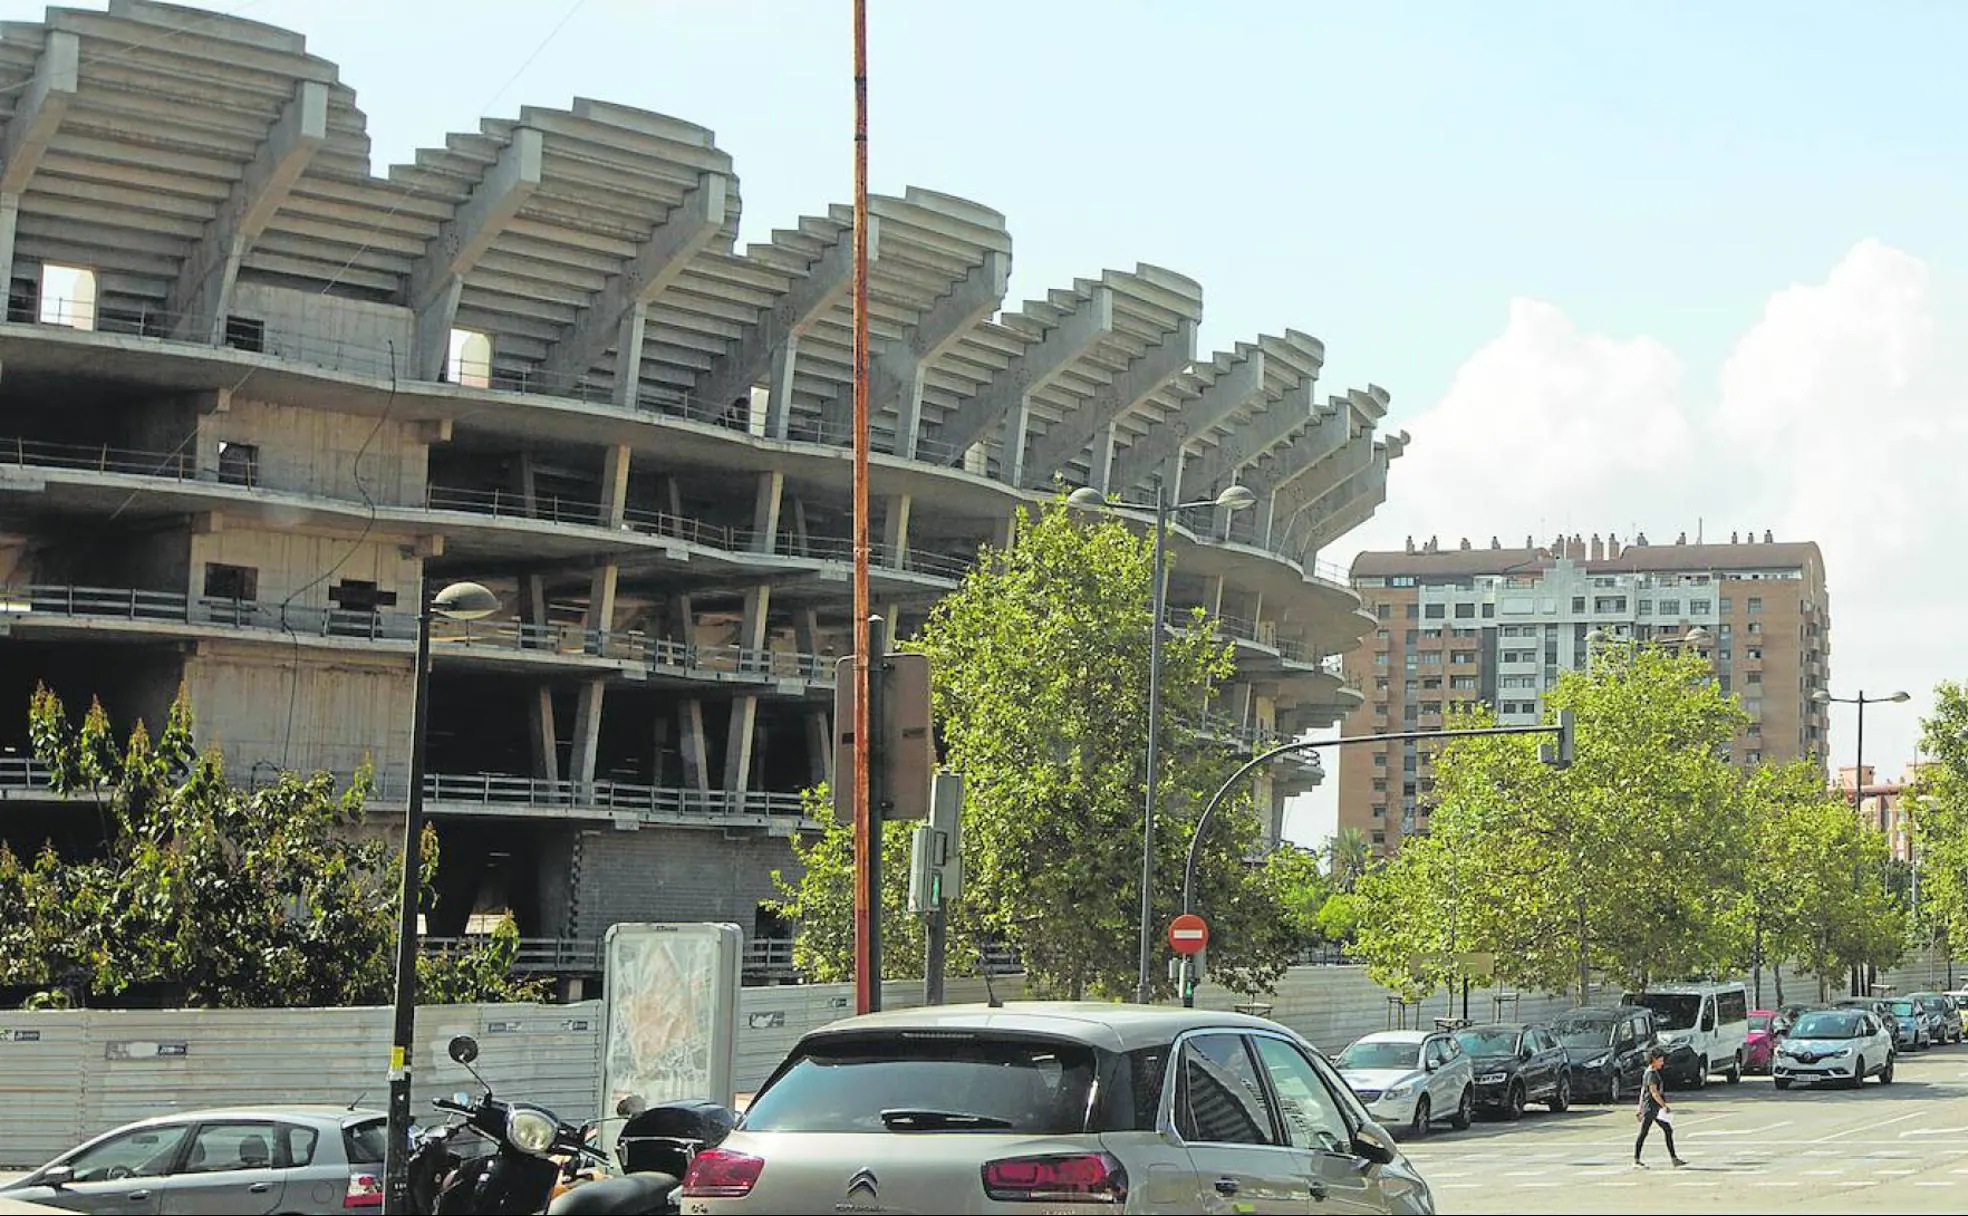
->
[[1, 1106, 388, 1215]]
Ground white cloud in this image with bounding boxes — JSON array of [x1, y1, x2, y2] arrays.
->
[[1287, 239, 1968, 848]]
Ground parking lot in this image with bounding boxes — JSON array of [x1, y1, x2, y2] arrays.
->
[[1407, 1044, 1968, 1214]]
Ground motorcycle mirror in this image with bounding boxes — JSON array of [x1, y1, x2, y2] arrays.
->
[[448, 1035, 480, 1065]]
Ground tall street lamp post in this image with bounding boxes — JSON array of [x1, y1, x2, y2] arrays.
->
[[1813, 687, 1910, 999], [383, 579, 501, 1216], [1068, 482, 1257, 1004]]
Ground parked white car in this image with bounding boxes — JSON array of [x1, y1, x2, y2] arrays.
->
[[1334, 1030, 1474, 1138], [1773, 1007, 1896, 1090]]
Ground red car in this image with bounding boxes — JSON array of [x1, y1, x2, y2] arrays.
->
[[1745, 1009, 1787, 1074]]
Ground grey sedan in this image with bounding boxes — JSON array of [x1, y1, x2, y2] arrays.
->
[[1, 1106, 388, 1215]]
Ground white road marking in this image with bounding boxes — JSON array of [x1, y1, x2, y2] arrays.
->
[[1702, 1120, 1793, 1137], [1900, 1125, 1968, 1137], [1809, 1108, 1922, 1141]]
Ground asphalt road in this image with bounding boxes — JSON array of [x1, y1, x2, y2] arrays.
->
[[1404, 1043, 1968, 1214]]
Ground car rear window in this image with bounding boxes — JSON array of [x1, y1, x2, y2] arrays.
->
[[343, 1119, 387, 1165], [741, 1032, 1098, 1135]]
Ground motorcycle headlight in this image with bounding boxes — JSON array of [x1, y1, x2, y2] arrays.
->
[[507, 1108, 558, 1156]]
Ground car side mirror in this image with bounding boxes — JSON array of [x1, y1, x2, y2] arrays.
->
[[1424, 1058, 1441, 1072], [41, 1165, 74, 1189], [1521, 1045, 1535, 1061], [1352, 1122, 1398, 1166]]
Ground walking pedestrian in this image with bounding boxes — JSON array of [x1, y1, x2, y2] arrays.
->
[[1634, 1046, 1687, 1168]]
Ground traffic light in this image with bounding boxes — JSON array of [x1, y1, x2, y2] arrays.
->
[[908, 772, 964, 914]]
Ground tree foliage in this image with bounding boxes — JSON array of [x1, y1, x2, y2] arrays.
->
[[0, 685, 542, 1008], [771, 499, 1298, 1000], [1912, 681, 1968, 962]]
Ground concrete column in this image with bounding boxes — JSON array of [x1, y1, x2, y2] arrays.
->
[[614, 303, 649, 408], [787, 496, 811, 556], [520, 573, 561, 782], [722, 583, 773, 791], [765, 337, 799, 439], [1092, 422, 1120, 494], [1202, 574, 1226, 620], [752, 471, 784, 555], [993, 511, 1017, 552], [0, 195, 23, 303], [808, 711, 833, 788], [893, 358, 928, 458], [1001, 397, 1032, 486], [571, 444, 631, 787], [881, 494, 912, 569], [678, 699, 710, 791]]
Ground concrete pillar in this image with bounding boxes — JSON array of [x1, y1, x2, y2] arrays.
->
[[529, 685, 560, 783], [795, 607, 833, 787], [881, 494, 912, 569], [787, 496, 811, 556], [1092, 422, 1120, 495], [722, 584, 773, 791], [571, 445, 631, 787], [1202, 574, 1226, 620], [514, 454, 561, 782], [765, 337, 799, 439], [614, 304, 649, 409], [1002, 397, 1032, 486], [893, 358, 929, 459], [678, 699, 710, 791], [0, 195, 22, 302], [993, 511, 1017, 552], [752, 471, 784, 554]]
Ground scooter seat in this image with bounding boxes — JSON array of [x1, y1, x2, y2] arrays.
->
[[546, 1171, 680, 1215]]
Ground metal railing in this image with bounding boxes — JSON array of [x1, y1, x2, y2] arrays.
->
[[411, 934, 1025, 985], [0, 758, 817, 825], [0, 583, 420, 641], [429, 617, 831, 683]]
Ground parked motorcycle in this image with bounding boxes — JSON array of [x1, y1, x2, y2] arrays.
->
[[408, 1032, 736, 1215]]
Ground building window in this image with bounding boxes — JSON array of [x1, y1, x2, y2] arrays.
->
[[1373, 753, 1387, 767], [1374, 653, 1388, 667], [202, 563, 258, 601], [1690, 598, 1712, 614], [39, 263, 97, 330], [446, 328, 493, 388], [1375, 629, 1390, 642], [1571, 596, 1586, 612], [1747, 596, 1763, 613], [224, 315, 266, 353], [1657, 599, 1680, 615], [1718, 596, 1733, 613], [1594, 596, 1627, 613], [1391, 576, 1416, 587], [1376, 603, 1391, 620], [1454, 602, 1475, 619], [1481, 603, 1495, 618], [1452, 675, 1477, 690], [1747, 622, 1762, 636], [1424, 603, 1445, 619], [1747, 671, 1763, 684], [216, 440, 259, 487], [1405, 603, 1419, 620]]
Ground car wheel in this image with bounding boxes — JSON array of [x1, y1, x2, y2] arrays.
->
[[1726, 1053, 1742, 1084], [1774, 1077, 1791, 1090], [1691, 1056, 1708, 1089], [1409, 1095, 1432, 1139], [1609, 1073, 1624, 1105], [1550, 1074, 1571, 1113], [1850, 1056, 1866, 1089], [1452, 1087, 1473, 1131], [1502, 1082, 1525, 1121], [1880, 1055, 1894, 1084]]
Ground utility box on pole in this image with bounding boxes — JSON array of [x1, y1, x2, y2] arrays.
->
[[833, 651, 936, 823]]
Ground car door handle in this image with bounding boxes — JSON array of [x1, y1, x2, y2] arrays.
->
[[249, 1182, 272, 1193], [124, 1191, 151, 1202], [1214, 1176, 1240, 1195]]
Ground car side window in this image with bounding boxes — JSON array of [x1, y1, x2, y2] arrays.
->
[[179, 1122, 277, 1175], [1175, 1033, 1277, 1147], [1250, 1036, 1354, 1154], [278, 1124, 319, 1168], [60, 1125, 188, 1183]]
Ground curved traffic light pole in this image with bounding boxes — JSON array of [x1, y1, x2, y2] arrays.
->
[[1176, 712, 1574, 1007]]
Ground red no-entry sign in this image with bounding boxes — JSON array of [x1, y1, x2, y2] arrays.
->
[[1168, 913, 1210, 956]]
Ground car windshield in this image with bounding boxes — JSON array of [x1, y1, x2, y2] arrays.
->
[[1455, 1029, 1520, 1057], [1628, 993, 1702, 1031], [1792, 1012, 1865, 1039], [1888, 1000, 1918, 1017], [739, 1033, 1098, 1135], [1549, 1018, 1615, 1051], [1748, 1015, 1771, 1032], [1337, 1041, 1423, 1071]]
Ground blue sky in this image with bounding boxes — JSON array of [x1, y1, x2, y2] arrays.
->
[[15, 0, 1964, 843]]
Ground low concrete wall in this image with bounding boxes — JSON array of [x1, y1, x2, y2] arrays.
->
[[22, 953, 1958, 1168]]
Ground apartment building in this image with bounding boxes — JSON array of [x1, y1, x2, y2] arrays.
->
[[1339, 530, 1830, 854], [0, 4, 1403, 982], [1840, 764, 1916, 865]]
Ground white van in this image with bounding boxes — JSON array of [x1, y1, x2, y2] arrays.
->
[[1623, 982, 1751, 1087]]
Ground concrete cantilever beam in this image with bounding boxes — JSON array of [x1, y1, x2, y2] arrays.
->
[[0, 27, 76, 287], [884, 248, 1011, 457], [1020, 315, 1197, 489], [1299, 432, 1408, 556], [168, 77, 329, 344], [1107, 344, 1267, 494], [933, 284, 1117, 463], [694, 214, 874, 418], [1176, 366, 1322, 501], [539, 171, 729, 386], [407, 127, 545, 379]]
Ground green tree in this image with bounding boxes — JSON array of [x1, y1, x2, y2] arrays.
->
[[1357, 643, 1748, 1000], [1262, 844, 1332, 957], [1912, 682, 1968, 963], [771, 499, 1295, 1000], [3, 684, 541, 1008], [1326, 826, 1373, 892]]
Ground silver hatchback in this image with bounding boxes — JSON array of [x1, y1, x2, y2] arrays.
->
[[1, 1106, 389, 1215], [677, 1001, 1435, 1214]]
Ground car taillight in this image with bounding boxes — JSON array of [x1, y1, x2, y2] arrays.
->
[[344, 1172, 383, 1208], [680, 1148, 765, 1198], [981, 1152, 1128, 1203]]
